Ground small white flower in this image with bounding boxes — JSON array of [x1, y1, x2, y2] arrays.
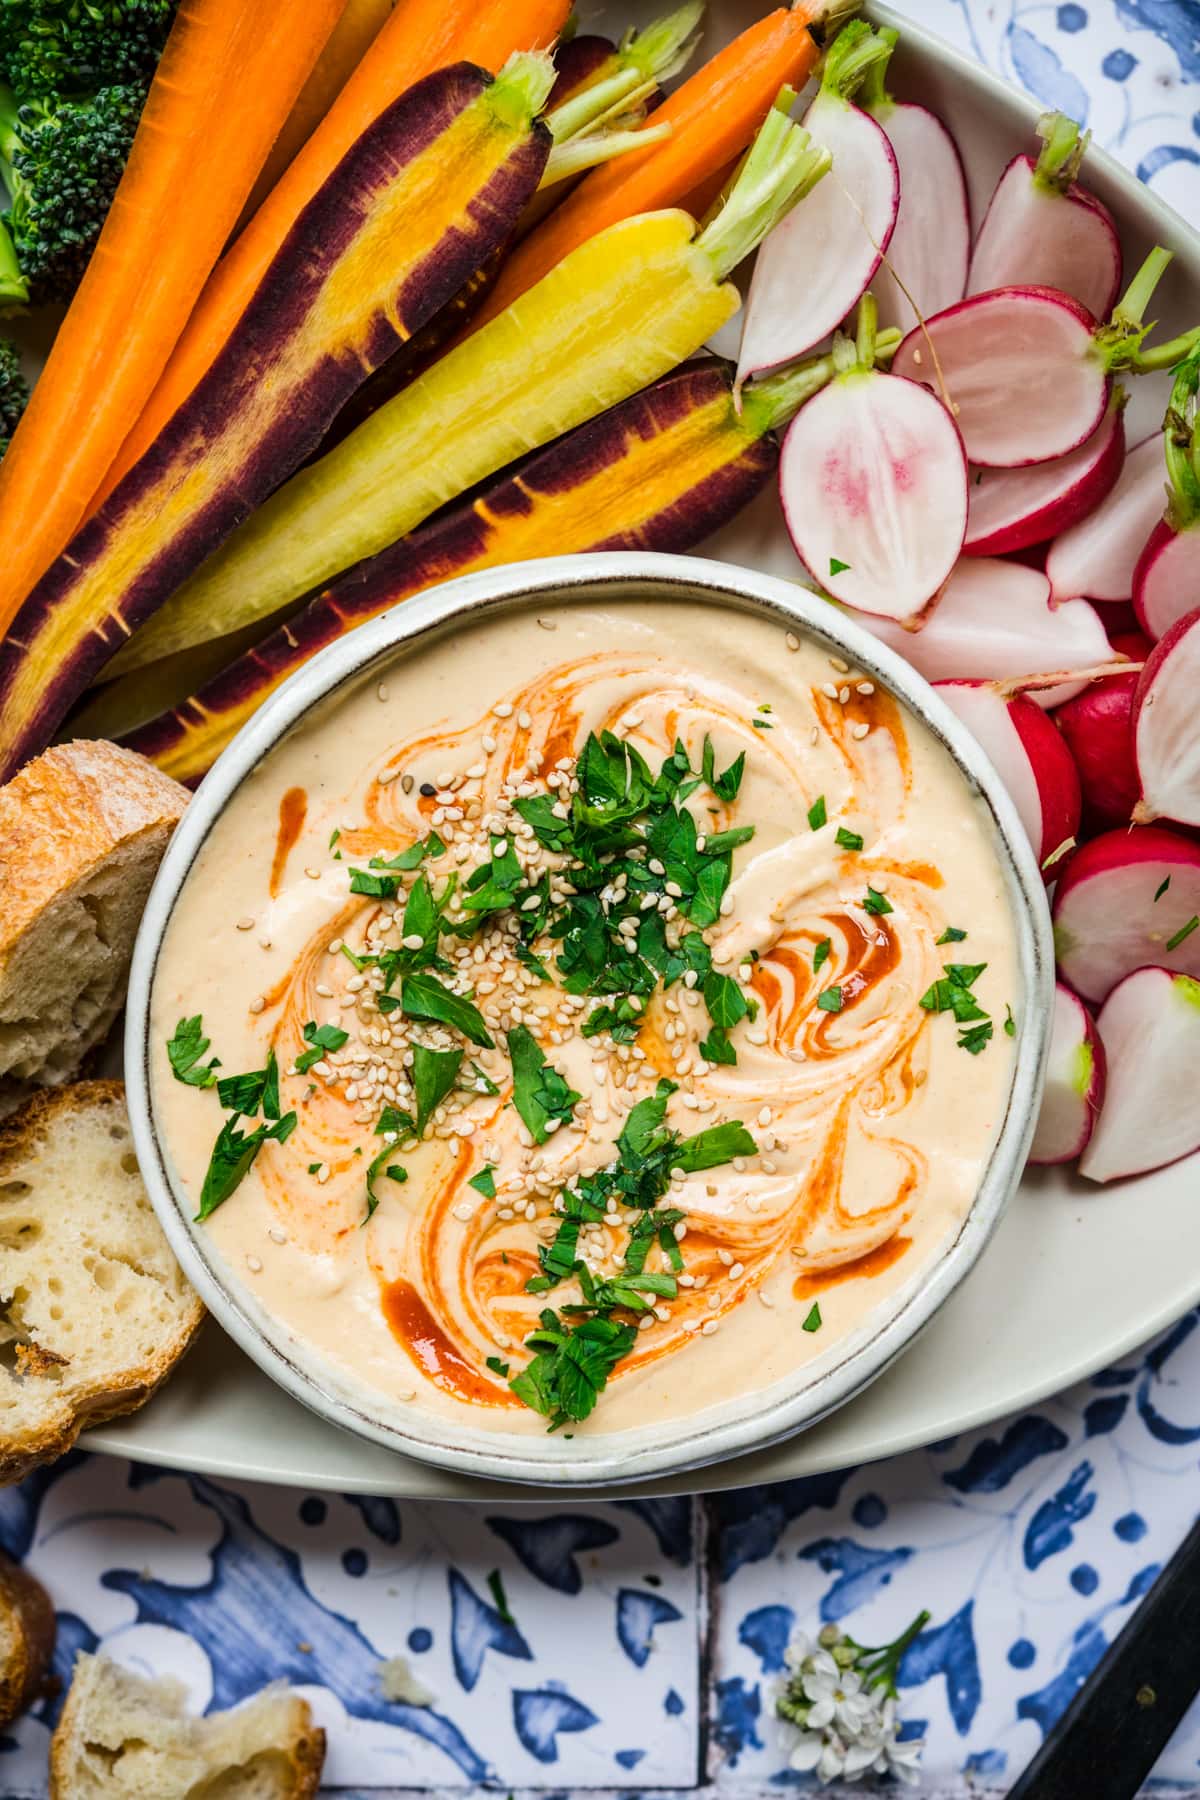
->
[[816, 1731, 848, 1783], [886, 1733, 926, 1786], [788, 1731, 827, 1773]]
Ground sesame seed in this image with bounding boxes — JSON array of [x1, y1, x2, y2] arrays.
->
[[236, 916, 254, 931], [377, 682, 389, 701], [246, 1254, 263, 1273], [821, 681, 839, 700], [757, 1106, 772, 1126], [269, 1228, 287, 1245], [517, 710, 533, 730], [250, 996, 265, 1014], [786, 632, 800, 651], [852, 722, 871, 740], [378, 766, 398, 785], [304, 867, 320, 880], [857, 681, 875, 695], [701, 1319, 719, 1336], [536, 616, 557, 631], [401, 774, 415, 794], [493, 701, 514, 718]]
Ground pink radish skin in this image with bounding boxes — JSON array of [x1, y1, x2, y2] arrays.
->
[[738, 23, 899, 385], [1046, 432, 1166, 604], [1080, 967, 1200, 1183], [1051, 825, 1200, 1002], [966, 114, 1122, 320], [857, 557, 1112, 708], [1131, 347, 1200, 640], [935, 679, 1081, 871], [865, 94, 969, 330], [1029, 982, 1106, 1165], [892, 286, 1105, 468], [1133, 520, 1200, 640], [964, 398, 1125, 556], [1132, 608, 1200, 828], [1054, 669, 1141, 832], [779, 306, 967, 623]]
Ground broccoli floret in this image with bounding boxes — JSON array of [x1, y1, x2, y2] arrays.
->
[[0, 337, 28, 456], [0, 2, 175, 100], [0, 79, 142, 302]]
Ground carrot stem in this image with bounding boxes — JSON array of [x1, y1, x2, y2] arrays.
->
[[0, 0, 347, 638]]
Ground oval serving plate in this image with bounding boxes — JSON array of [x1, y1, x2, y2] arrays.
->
[[124, 553, 1053, 1486], [90, 0, 1200, 1498]]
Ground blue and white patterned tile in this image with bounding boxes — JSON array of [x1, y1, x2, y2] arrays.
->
[[0, 1465, 700, 1796], [708, 1307, 1200, 1791], [902, 0, 1200, 214]]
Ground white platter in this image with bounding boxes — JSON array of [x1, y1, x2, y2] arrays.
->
[[87, 0, 1200, 1495]]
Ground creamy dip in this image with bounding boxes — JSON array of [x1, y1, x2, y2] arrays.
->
[[152, 599, 1019, 1437]]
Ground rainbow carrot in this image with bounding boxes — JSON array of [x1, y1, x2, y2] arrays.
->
[[91, 0, 573, 509], [0, 0, 346, 635]]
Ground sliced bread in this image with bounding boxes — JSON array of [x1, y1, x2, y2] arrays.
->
[[50, 1654, 326, 1799], [0, 1082, 203, 1483], [0, 740, 187, 1113], [0, 1549, 54, 1727]]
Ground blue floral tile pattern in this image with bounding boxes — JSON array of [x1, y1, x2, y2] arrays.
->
[[0, 3, 1197, 1796]]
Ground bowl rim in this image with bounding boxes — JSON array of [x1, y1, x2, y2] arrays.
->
[[125, 551, 1055, 1486]]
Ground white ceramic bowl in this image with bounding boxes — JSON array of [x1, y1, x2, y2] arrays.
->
[[125, 553, 1054, 1486]]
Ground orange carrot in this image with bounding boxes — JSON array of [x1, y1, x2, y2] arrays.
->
[[465, 3, 828, 337], [0, 0, 345, 636], [238, 0, 396, 230], [94, 0, 573, 507]]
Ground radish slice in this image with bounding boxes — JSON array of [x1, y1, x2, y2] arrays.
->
[[935, 679, 1081, 870], [1046, 432, 1166, 604], [963, 396, 1125, 556], [966, 113, 1122, 320], [1132, 608, 1200, 827], [1029, 983, 1106, 1165], [1132, 345, 1200, 640], [1080, 967, 1200, 1182], [894, 248, 1193, 470], [737, 22, 899, 384], [862, 39, 969, 331], [1051, 824, 1200, 1002], [1054, 666, 1141, 831], [857, 557, 1112, 708], [778, 302, 967, 622]]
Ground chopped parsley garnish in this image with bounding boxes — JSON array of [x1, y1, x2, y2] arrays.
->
[[921, 962, 998, 1053], [167, 1015, 220, 1088], [398, 970, 493, 1047], [486, 1355, 510, 1378], [862, 887, 892, 917], [936, 926, 968, 944], [957, 1021, 994, 1055], [807, 795, 827, 831], [411, 1044, 463, 1132], [294, 1020, 350, 1073], [1167, 915, 1199, 952], [817, 986, 844, 1013], [835, 826, 864, 852], [364, 1143, 408, 1220], [813, 938, 831, 973], [217, 1049, 280, 1120], [508, 1025, 580, 1144], [469, 1165, 497, 1199], [197, 1111, 297, 1221], [802, 1302, 823, 1332], [1155, 876, 1171, 903], [829, 557, 851, 576], [1004, 1004, 1016, 1038], [486, 1570, 516, 1624], [328, 829, 341, 849]]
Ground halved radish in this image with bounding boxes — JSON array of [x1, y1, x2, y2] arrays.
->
[[862, 31, 969, 332], [779, 300, 967, 622], [1029, 983, 1106, 1165], [966, 112, 1121, 320], [964, 394, 1126, 556], [857, 557, 1112, 707], [1132, 345, 1200, 641], [737, 21, 899, 384], [1046, 431, 1166, 605], [936, 679, 1080, 871], [1054, 663, 1142, 832], [1051, 825, 1200, 1002], [892, 249, 1197, 468], [1132, 607, 1200, 828], [1080, 967, 1200, 1182]]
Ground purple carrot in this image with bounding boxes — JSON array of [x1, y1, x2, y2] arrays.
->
[[967, 111, 1121, 319]]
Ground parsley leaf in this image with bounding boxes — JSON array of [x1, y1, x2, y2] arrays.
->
[[807, 795, 827, 831], [216, 1048, 280, 1120], [197, 1111, 297, 1220], [294, 1020, 349, 1074], [958, 1020, 994, 1055], [167, 1015, 220, 1088], [701, 736, 746, 801], [411, 1045, 463, 1132], [803, 1302, 823, 1332], [936, 926, 968, 944], [400, 970, 493, 1047], [835, 826, 864, 852], [675, 1120, 757, 1171], [364, 1143, 408, 1220], [829, 557, 851, 576], [700, 1025, 737, 1065], [817, 986, 844, 1013], [1155, 876, 1171, 903], [862, 887, 892, 917], [508, 1025, 580, 1144], [813, 938, 831, 973], [469, 1165, 497, 1199], [1167, 915, 1199, 952]]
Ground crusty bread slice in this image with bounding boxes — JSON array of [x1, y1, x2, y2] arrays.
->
[[0, 740, 187, 1113], [0, 1082, 203, 1484], [0, 1549, 54, 1727], [50, 1655, 326, 1800]]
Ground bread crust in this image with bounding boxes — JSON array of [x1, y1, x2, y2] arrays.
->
[[0, 740, 187, 964], [0, 1550, 54, 1729], [0, 1081, 204, 1485]]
